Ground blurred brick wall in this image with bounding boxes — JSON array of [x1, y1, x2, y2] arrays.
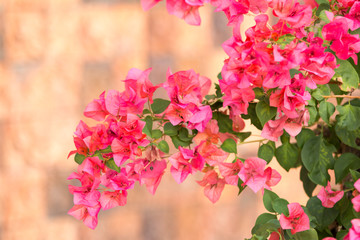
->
[[0, 1, 308, 240]]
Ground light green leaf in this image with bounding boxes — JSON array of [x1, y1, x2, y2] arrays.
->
[[74, 153, 86, 165], [106, 159, 121, 172], [142, 116, 153, 137], [255, 100, 277, 127], [164, 122, 180, 136], [157, 140, 169, 154], [258, 142, 275, 163], [335, 59, 360, 91], [151, 99, 170, 114], [151, 129, 163, 139], [272, 198, 289, 215], [221, 138, 237, 153]]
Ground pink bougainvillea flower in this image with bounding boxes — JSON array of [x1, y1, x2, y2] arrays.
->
[[164, 103, 194, 126], [344, 219, 360, 240], [197, 142, 229, 166], [322, 238, 336, 240], [317, 181, 344, 208], [346, 2, 360, 30], [77, 156, 105, 178], [264, 167, 281, 191], [269, 230, 281, 240], [197, 170, 226, 203], [238, 157, 268, 193], [68, 203, 101, 229], [169, 147, 196, 183], [101, 168, 135, 191], [111, 138, 137, 166], [218, 159, 243, 185], [141, 0, 163, 10], [352, 179, 360, 212], [193, 119, 220, 146], [279, 202, 310, 234], [261, 116, 287, 142], [188, 105, 212, 132], [283, 109, 310, 137], [166, 0, 204, 25], [231, 114, 245, 132], [223, 87, 255, 115], [84, 91, 109, 121], [100, 190, 127, 210], [140, 159, 167, 195], [124, 68, 159, 103]]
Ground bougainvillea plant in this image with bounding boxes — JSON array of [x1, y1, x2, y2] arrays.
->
[[67, 0, 360, 239]]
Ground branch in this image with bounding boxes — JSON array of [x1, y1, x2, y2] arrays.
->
[[322, 95, 360, 99]]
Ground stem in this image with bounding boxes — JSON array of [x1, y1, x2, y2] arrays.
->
[[322, 95, 360, 99], [239, 139, 267, 145]]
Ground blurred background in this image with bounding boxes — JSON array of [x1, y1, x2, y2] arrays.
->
[[0, 0, 308, 239]]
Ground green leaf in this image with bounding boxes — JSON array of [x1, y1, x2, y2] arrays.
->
[[164, 122, 180, 136], [339, 198, 356, 229], [293, 228, 318, 240], [142, 116, 153, 137], [157, 140, 169, 153], [290, 69, 301, 78], [151, 99, 170, 114], [350, 169, 360, 181], [300, 166, 317, 197], [253, 87, 265, 99], [151, 129, 163, 139], [306, 197, 339, 229], [318, 9, 330, 23], [221, 138, 237, 153], [212, 112, 233, 133], [334, 153, 360, 183], [178, 128, 192, 142], [319, 101, 335, 125], [254, 213, 277, 226], [307, 105, 319, 126], [255, 100, 277, 127], [263, 189, 279, 213], [258, 142, 275, 163], [335, 59, 359, 91], [234, 131, 252, 142], [315, 0, 329, 5], [301, 136, 336, 186], [335, 125, 360, 150], [106, 159, 120, 172], [337, 230, 349, 240], [243, 103, 263, 130], [251, 220, 280, 238], [215, 83, 223, 98], [275, 142, 299, 171], [74, 153, 86, 165], [237, 178, 246, 195], [312, 84, 331, 101], [272, 198, 289, 215], [296, 128, 315, 149], [170, 135, 191, 149], [336, 104, 360, 131]]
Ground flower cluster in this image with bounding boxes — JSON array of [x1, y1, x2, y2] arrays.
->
[[68, 0, 360, 238]]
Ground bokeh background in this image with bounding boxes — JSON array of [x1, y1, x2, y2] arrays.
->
[[0, 0, 308, 239]]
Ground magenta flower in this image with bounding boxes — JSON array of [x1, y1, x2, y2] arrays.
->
[[317, 181, 344, 208], [84, 91, 109, 121], [139, 159, 167, 195], [352, 179, 360, 212], [100, 190, 127, 210], [188, 105, 212, 132], [279, 202, 310, 234], [344, 219, 360, 240]]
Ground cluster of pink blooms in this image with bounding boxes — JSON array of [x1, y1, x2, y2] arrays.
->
[[68, 68, 281, 229]]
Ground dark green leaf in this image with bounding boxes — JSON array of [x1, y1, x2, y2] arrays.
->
[[275, 142, 299, 172], [243, 103, 263, 130], [251, 220, 280, 238], [301, 136, 336, 186], [178, 128, 192, 142], [293, 228, 318, 240], [300, 166, 317, 197], [296, 128, 315, 149], [221, 138, 237, 153], [350, 169, 360, 181], [339, 198, 356, 229], [164, 122, 180, 136], [337, 230, 349, 240], [334, 153, 360, 183], [170, 135, 191, 149], [263, 189, 279, 213], [233, 131, 252, 142], [205, 94, 216, 100], [157, 140, 169, 153], [215, 83, 223, 98], [319, 101, 335, 125], [307, 105, 319, 126], [335, 125, 360, 150], [315, 0, 329, 6], [290, 69, 301, 78], [151, 129, 163, 139], [258, 142, 275, 163], [336, 104, 360, 131], [142, 108, 151, 115], [254, 213, 277, 226], [272, 198, 289, 215], [312, 84, 330, 101], [253, 87, 265, 99], [306, 197, 339, 229], [213, 112, 233, 133], [74, 153, 86, 165], [255, 100, 277, 127], [106, 159, 121, 172], [335, 59, 359, 91], [151, 99, 170, 114], [237, 178, 246, 195]]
